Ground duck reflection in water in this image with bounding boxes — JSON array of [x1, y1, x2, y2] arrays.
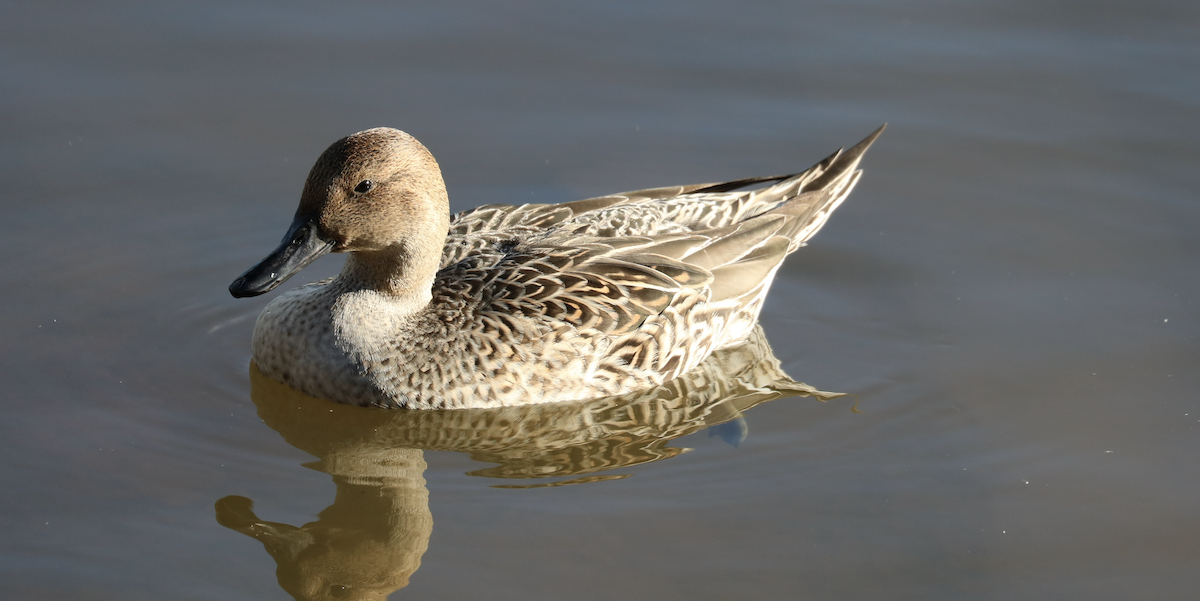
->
[[215, 325, 840, 599]]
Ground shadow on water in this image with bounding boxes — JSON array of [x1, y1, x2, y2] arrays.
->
[[215, 325, 839, 600]]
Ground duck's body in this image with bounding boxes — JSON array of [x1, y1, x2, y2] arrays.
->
[[231, 126, 883, 409]]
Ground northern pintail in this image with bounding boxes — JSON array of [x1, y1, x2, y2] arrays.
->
[[230, 126, 883, 409]]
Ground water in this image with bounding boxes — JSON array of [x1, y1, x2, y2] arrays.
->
[[2, 1, 1198, 599]]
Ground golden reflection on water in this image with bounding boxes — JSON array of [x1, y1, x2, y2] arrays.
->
[[215, 326, 839, 599]]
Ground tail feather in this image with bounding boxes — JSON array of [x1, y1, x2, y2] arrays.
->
[[757, 125, 884, 251], [804, 124, 885, 192]]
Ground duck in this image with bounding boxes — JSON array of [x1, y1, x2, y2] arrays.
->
[[229, 125, 883, 409]]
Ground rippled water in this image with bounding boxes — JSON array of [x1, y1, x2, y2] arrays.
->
[[3, 1, 1198, 599]]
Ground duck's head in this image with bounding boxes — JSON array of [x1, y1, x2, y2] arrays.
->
[[230, 128, 450, 298]]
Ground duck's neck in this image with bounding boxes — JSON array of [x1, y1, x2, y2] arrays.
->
[[338, 241, 441, 310]]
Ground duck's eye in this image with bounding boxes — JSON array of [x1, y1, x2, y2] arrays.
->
[[354, 180, 374, 194]]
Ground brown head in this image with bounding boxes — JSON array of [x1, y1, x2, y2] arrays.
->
[[230, 128, 451, 298]]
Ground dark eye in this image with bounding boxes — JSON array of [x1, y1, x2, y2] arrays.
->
[[354, 180, 374, 194]]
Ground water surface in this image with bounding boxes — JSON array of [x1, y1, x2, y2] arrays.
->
[[2, 1, 1198, 599]]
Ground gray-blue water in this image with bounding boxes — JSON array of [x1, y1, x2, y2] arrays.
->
[[2, 1, 1198, 599]]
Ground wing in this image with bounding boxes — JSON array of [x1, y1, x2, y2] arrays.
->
[[436, 124, 884, 378], [441, 124, 884, 268]]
